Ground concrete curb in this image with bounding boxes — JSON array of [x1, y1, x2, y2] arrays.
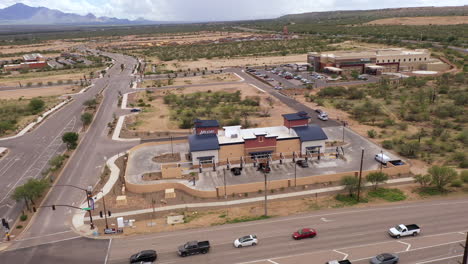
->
[[0, 98, 71, 141], [111, 115, 140, 142]]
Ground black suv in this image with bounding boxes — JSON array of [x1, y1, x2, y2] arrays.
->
[[231, 167, 242, 176], [296, 160, 309, 168], [130, 250, 157, 263]]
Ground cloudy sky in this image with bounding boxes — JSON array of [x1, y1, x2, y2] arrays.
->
[[1, 0, 467, 21]]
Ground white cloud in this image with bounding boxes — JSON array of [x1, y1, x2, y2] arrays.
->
[[0, 0, 466, 21]]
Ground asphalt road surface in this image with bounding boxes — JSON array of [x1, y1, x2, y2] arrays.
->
[[3, 198, 465, 264], [0, 49, 139, 250]]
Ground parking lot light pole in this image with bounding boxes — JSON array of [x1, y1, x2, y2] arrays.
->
[[357, 148, 364, 203]]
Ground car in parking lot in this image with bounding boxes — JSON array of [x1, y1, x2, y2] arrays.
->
[[257, 163, 271, 173], [292, 228, 317, 240], [327, 260, 352, 264], [318, 113, 329, 121], [233, 235, 258, 248], [294, 75, 302, 80], [274, 86, 283, 90], [130, 250, 157, 263], [296, 160, 309, 168], [130, 108, 141, 112], [370, 253, 399, 264], [231, 167, 242, 176], [266, 78, 275, 82], [285, 75, 293, 79]]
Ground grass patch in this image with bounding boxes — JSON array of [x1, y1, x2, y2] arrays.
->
[[224, 215, 271, 224], [418, 187, 449, 197], [368, 188, 407, 202], [183, 211, 202, 223], [334, 194, 368, 207]]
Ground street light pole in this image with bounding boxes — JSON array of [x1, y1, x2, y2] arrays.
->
[[264, 172, 268, 217], [357, 148, 364, 202]]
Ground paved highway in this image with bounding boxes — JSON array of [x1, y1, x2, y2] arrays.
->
[[104, 198, 467, 264], [0, 50, 140, 250]]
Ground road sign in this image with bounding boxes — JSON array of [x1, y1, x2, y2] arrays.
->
[[82, 207, 92, 211]]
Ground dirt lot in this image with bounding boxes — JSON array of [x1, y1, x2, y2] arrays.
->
[[0, 67, 102, 86], [366, 16, 468, 25], [328, 41, 396, 51], [125, 83, 295, 133], [0, 85, 80, 99], [140, 73, 240, 88], [1, 40, 77, 54], [162, 54, 308, 71]]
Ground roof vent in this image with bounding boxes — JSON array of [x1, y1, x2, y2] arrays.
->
[[230, 134, 238, 138]]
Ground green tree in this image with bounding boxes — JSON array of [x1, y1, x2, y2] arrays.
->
[[341, 175, 360, 197], [414, 174, 432, 187], [81, 112, 93, 127], [62, 132, 79, 150], [350, 70, 359, 80], [28, 98, 45, 114], [12, 179, 49, 211], [428, 166, 458, 191], [49, 155, 65, 172], [366, 172, 389, 190]]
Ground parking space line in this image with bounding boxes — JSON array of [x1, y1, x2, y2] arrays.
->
[[414, 254, 463, 264], [267, 260, 280, 264], [397, 241, 411, 251], [333, 249, 349, 260]]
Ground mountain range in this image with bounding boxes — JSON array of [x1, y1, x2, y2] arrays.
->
[[0, 3, 159, 25]]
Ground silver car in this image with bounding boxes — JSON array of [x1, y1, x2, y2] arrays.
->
[[370, 253, 399, 264]]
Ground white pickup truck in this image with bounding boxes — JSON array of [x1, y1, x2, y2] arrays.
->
[[388, 224, 420, 238]]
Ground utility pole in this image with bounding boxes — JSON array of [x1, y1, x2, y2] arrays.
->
[[100, 190, 109, 229], [342, 121, 346, 143], [223, 168, 227, 199], [357, 148, 364, 202], [294, 161, 297, 187], [264, 172, 268, 216]]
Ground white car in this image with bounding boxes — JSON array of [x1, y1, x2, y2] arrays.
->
[[318, 113, 328, 121], [234, 235, 258, 248]]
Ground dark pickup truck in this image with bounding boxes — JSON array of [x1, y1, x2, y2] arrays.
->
[[177, 240, 210, 257]]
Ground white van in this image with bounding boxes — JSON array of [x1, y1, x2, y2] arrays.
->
[[375, 153, 391, 165]]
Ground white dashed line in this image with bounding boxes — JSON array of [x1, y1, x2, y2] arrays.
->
[[333, 249, 349, 260], [397, 240, 412, 251]]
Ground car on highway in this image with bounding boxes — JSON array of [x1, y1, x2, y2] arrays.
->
[[370, 253, 399, 264], [177, 240, 210, 257], [274, 86, 283, 90], [327, 260, 352, 264], [266, 78, 275, 82], [129, 250, 157, 263], [233, 234, 258, 248], [296, 160, 309, 168], [292, 228, 317, 240], [130, 108, 141, 112], [388, 224, 420, 238]]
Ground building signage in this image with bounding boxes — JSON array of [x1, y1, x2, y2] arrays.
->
[[199, 130, 216, 134]]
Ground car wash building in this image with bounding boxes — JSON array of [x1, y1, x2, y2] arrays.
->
[[188, 112, 328, 167]]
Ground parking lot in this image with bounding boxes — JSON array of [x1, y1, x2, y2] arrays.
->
[[199, 126, 404, 189], [246, 64, 379, 91]]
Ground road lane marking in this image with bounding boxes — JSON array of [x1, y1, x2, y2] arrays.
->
[[249, 84, 266, 93], [321, 217, 333, 222], [124, 201, 468, 243], [7, 236, 81, 251], [267, 260, 280, 264], [14, 230, 73, 242], [414, 254, 463, 264], [351, 240, 465, 262], [234, 73, 245, 82], [104, 238, 112, 264], [333, 249, 349, 260], [397, 240, 411, 251]]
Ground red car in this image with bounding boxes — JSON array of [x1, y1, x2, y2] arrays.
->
[[292, 228, 317, 240]]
